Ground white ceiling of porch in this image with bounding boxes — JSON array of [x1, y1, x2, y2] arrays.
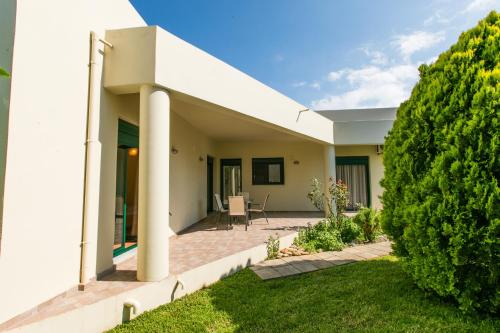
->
[[171, 92, 311, 142]]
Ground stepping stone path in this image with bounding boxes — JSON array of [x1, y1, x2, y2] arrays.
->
[[251, 241, 392, 280]]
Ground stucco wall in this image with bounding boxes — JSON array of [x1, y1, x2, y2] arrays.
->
[[335, 145, 384, 210], [169, 112, 216, 234], [0, 0, 146, 323], [215, 141, 324, 212]]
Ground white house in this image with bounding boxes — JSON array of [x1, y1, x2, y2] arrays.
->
[[0, 1, 395, 331]]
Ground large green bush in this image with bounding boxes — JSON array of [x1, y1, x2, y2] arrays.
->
[[381, 12, 499, 313]]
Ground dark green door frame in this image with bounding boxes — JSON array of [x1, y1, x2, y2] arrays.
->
[[207, 156, 214, 213], [114, 120, 139, 257], [335, 156, 371, 209]]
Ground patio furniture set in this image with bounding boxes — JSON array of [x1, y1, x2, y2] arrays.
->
[[214, 192, 270, 230]]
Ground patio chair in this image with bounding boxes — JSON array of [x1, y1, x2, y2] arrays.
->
[[228, 196, 249, 231], [237, 191, 250, 202], [249, 193, 270, 224], [214, 193, 229, 229]]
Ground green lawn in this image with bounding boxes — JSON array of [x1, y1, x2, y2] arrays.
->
[[109, 256, 499, 333]]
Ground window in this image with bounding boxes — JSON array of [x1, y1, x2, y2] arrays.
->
[[336, 156, 370, 210], [252, 158, 284, 185]]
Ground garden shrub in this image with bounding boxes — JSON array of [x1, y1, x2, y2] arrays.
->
[[353, 207, 382, 242], [381, 12, 499, 313], [337, 215, 362, 243], [294, 220, 344, 252], [266, 234, 280, 259], [307, 177, 349, 216]]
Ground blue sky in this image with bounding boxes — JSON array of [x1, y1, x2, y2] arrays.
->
[[130, 0, 499, 110]]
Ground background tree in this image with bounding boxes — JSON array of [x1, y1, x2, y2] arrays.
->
[[381, 11, 499, 313]]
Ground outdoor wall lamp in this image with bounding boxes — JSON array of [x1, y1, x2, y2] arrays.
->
[[199, 156, 204, 162], [171, 146, 179, 155], [128, 148, 138, 157], [293, 160, 300, 165]]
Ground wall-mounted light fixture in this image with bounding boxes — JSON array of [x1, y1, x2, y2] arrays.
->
[[293, 160, 300, 165], [376, 145, 384, 155], [199, 156, 204, 162], [171, 146, 179, 155], [128, 148, 138, 157]]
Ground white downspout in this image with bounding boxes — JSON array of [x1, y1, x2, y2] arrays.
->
[[79, 31, 104, 289]]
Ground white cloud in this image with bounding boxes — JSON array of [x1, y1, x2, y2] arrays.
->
[[327, 70, 345, 81], [423, 11, 451, 26], [360, 48, 388, 65], [311, 65, 419, 110], [292, 81, 321, 90], [310, 81, 321, 90], [463, 0, 498, 12], [392, 31, 445, 60], [292, 81, 307, 87]]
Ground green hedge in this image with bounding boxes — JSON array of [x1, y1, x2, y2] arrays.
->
[[381, 11, 499, 313]]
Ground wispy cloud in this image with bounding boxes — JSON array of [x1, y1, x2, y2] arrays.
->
[[360, 48, 388, 65], [423, 11, 451, 26], [327, 70, 345, 81], [292, 81, 307, 87], [310, 81, 321, 90], [463, 0, 499, 13], [312, 65, 419, 110], [292, 80, 321, 90], [392, 31, 445, 60]]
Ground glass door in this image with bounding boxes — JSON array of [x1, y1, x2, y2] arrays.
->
[[220, 159, 242, 206], [114, 120, 139, 256], [336, 156, 370, 210]]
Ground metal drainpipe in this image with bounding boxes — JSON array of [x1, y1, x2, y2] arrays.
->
[[79, 31, 100, 289]]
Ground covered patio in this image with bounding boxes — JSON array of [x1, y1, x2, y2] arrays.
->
[[0, 212, 322, 332]]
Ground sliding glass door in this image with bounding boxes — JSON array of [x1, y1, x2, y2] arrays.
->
[[220, 159, 242, 206], [114, 120, 139, 256], [336, 156, 370, 210]]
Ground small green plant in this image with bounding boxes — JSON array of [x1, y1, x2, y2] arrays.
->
[[336, 214, 362, 244], [353, 206, 381, 242], [266, 234, 280, 259], [307, 177, 350, 216], [294, 220, 344, 252]]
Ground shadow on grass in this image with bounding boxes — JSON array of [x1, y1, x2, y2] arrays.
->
[[110, 257, 499, 333]]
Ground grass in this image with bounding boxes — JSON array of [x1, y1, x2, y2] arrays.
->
[[109, 256, 499, 333]]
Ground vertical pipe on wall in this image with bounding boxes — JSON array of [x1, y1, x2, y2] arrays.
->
[[324, 145, 337, 217], [79, 31, 103, 288], [137, 85, 170, 282]]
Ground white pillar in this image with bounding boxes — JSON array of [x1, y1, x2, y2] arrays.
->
[[137, 85, 170, 282], [324, 145, 337, 217]]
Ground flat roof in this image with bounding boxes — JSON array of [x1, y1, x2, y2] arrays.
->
[[316, 107, 397, 122]]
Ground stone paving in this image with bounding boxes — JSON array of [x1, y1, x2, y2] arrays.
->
[[251, 241, 392, 280], [0, 211, 322, 332]]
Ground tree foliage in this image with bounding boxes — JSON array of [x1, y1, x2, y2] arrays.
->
[[381, 12, 499, 313], [0, 67, 9, 77]]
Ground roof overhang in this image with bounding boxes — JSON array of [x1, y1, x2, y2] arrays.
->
[[103, 26, 334, 144], [316, 108, 396, 145]]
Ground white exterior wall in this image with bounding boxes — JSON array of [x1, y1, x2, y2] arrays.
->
[[215, 141, 324, 212], [335, 145, 384, 210], [169, 112, 216, 235], [0, 0, 146, 323]]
